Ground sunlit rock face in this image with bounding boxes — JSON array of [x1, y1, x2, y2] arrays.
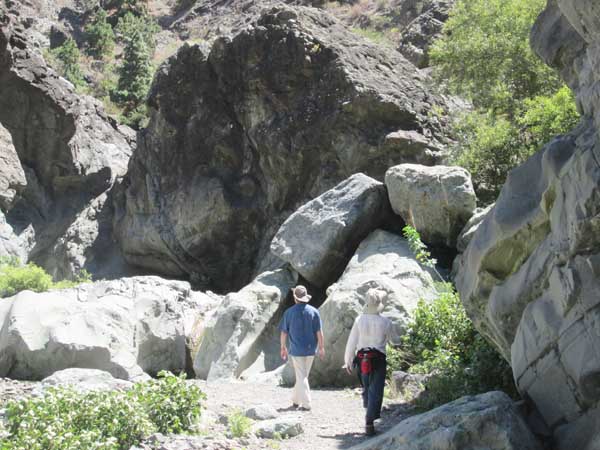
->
[[455, 1, 600, 448]]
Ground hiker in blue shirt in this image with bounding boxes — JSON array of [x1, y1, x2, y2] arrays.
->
[[279, 285, 325, 411]]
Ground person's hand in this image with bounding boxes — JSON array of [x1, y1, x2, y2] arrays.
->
[[318, 346, 325, 360], [280, 346, 288, 361], [345, 365, 353, 376]]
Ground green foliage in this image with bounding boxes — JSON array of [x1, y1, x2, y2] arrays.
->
[[86, 9, 115, 58], [392, 284, 517, 410], [49, 38, 85, 88], [0, 258, 91, 298], [227, 409, 253, 438], [132, 371, 205, 434], [0, 372, 205, 450], [430, 0, 561, 114], [432, 0, 580, 202], [115, 12, 159, 51], [402, 225, 437, 268]]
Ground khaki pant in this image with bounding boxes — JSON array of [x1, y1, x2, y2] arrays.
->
[[291, 355, 314, 409]]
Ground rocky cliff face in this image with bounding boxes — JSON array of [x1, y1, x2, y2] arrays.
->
[[115, 5, 450, 292], [0, 10, 135, 279], [454, 1, 600, 448]]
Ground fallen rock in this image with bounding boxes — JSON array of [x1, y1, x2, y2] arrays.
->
[[252, 415, 303, 439], [310, 229, 436, 386], [0, 277, 202, 380], [194, 268, 297, 381], [38, 368, 133, 393], [385, 164, 477, 248], [270, 174, 391, 288], [136, 433, 239, 450], [389, 370, 428, 399], [245, 404, 279, 421], [349, 391, 542, 450], [115, 4, 450, 292]]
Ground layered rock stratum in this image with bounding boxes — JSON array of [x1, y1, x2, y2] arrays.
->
[[455, 1, 600, 447]]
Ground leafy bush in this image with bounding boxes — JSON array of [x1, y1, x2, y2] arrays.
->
[[227, 409, 253, 438], [393, 284, 517, 410], [132, 370, 205, 434], [86, 9, 115, 58], [0, 372, 205, 450], [0, 258, 91, 298]]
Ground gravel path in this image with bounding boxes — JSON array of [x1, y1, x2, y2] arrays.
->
[[195, 379, 416, 449]]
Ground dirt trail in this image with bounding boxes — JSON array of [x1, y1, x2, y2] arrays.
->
[[195, 380, 416, 450]]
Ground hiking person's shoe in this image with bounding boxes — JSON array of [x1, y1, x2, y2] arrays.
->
[[298, 406, 311, 411], [365, 422, 375, 436]]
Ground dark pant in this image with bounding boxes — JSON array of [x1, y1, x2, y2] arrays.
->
[[360, 358, 386, 423]]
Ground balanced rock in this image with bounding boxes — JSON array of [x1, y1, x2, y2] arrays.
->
[[115, 5, 450, 292], [385, 164, 476, 248], [0, 277, 201, 380], [349, 391, 542, 450], [194, 268, 297, 381], [311, 229, 436, 386], [270, 174, 391, 288]]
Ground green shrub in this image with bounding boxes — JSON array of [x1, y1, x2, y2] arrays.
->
[[0, 258, 91, 298], [115, 12, 159, 51], [86, 9, 115, 58], [393, 284, 517, 410], [0, 372, 205, 450], [132, 371, 205, 434], [227, 409, 253, 438]]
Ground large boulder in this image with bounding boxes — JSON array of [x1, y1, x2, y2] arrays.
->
[[193, 268, 298, 381], [453, 2, 600, 448], [0, 11, 134, 279], [115, 4, 450, 292], [0, 277, 206, 380], [0, 123, 25, 211], [311, 229, 436, 386], [349, 391, 542, 450], [385, 164, 477, 248], [270, 174, 391, 288]]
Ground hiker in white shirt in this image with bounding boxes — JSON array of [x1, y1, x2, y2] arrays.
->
[[343, 289, 392, 436]]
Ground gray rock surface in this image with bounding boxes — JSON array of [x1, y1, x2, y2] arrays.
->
[[0, 11, 134, 279], [311, 229, 436, 386], [385, 164, 477, 248], [194, 269, 297, 381], [270, 174, 391, 288], [115, 5, 450, 292], [348, 391, 542, 450], [0, 123, 25, 211], [453, 2, 600, 448], [245, 404, 279, 421], [455, 203, 494, 253], [38, 368, 133, 393], [252, 415, 303, 439], [0, 277, 202, 380]]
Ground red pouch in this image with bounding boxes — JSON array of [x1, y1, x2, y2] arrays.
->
[[360, 356, 372, 375]]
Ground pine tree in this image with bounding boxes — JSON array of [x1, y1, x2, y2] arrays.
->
[[113, 29, 153, 127], [51, 38, 85, 88], [86, 9, 115, 58]]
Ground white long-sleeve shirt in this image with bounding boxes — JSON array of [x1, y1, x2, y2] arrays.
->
[[344, 314, 393, 369]]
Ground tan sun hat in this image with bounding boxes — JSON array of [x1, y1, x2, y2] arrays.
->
[[292, 285, 311, 303], [364, 289, 386, 314]]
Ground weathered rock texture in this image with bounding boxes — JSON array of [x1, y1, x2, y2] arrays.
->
[[0, 123, 25, 211], [349, 391, 542, 450], [454, 2, 600, 448], [193, 268, 297, 380], [0, 277, 203, 381], [385, 164, 477, 248], [312, 229, 436, 386], [115, 5, 450, 292], [270, 174, 391, 288], [0, 11, 134, 279]]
